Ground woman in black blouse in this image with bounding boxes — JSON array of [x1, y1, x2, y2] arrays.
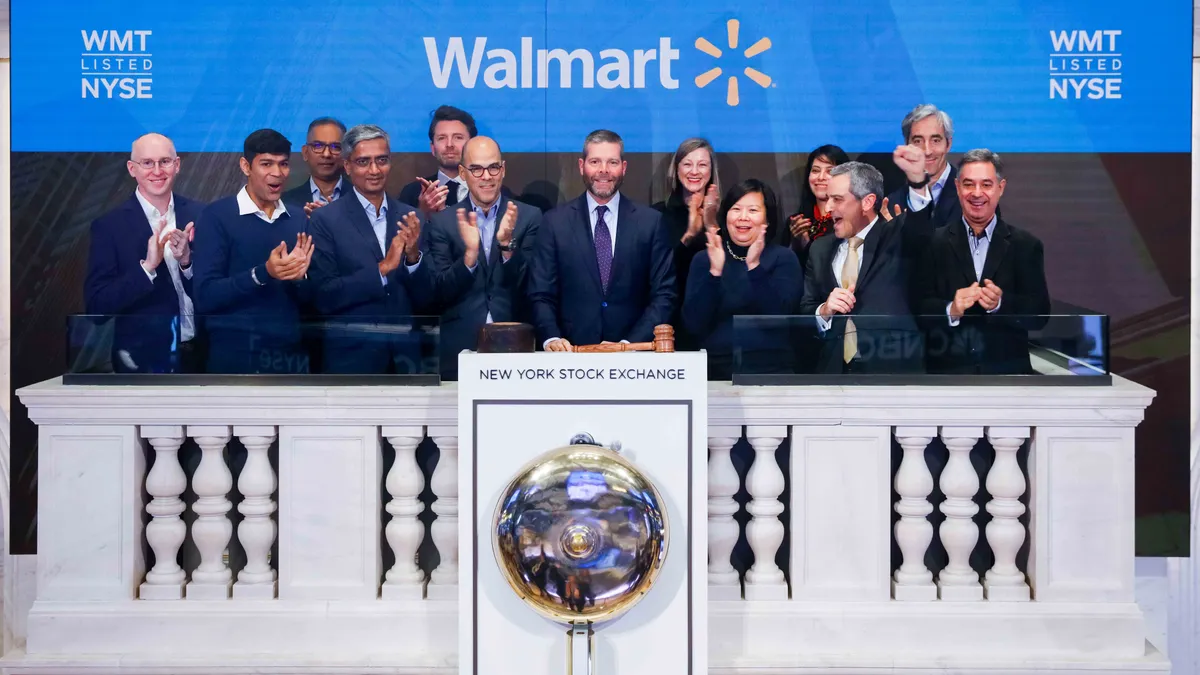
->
[[682, 179, 803, 380], [779, 144, 850, 270], [653, 138, 720, 345]]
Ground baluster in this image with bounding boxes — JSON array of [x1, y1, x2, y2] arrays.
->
[[428, 429, 459, 599], [708, 430, 742, 600], [139, 426, 187, 600], [744, 426, 788, 600], [383, 428, 427, 600], [984, 427, 1031, 601], [233, 426, 277, 599], [892, 428, 937, 601], [938, 427, 983, 601], [186, 426, 233, 600]]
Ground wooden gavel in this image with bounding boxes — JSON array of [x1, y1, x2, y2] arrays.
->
[[572, 325, 675, 353]]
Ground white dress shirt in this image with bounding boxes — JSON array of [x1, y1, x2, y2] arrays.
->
[[237, 186, 289, 223], [437, 170, 469, 204], [907, 162, 952, 212], [586, 191, 620, 256], [353, 188, 421, 285], [815, 216, 878, 332], [135, 189, 195, 342]]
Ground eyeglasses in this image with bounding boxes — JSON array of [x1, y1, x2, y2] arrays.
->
[[308, 141, 342, 154], [133, 157, 177, 171], [352, 155, 391, 168], [465, 163, 503, 178]]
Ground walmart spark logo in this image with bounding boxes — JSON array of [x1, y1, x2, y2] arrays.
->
[[694, 19, 772, 106]]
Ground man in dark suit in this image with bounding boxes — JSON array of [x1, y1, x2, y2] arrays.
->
[[916, 149, 1051, 374], [799, 160, 935, 374], [308, 124, 433, 374], [85, 133, 205, 373], [427, 136, 541, 379], [397, 105, 477, 216], [530, 129, 675, 351], [193, 129, 314, 374], [283, 116, 349, 212], [882, 104, 962, 229]]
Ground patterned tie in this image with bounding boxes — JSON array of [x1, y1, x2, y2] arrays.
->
[[594, 205, 613, 294], [841, 236, 864, 363]]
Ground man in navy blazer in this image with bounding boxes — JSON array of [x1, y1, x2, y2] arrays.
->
[[427, 136, 541, 379], [882, 104, 962, 229], [530, 129, 675, 351], [308, 124, 434, 374], [85, 133, 204, 373]]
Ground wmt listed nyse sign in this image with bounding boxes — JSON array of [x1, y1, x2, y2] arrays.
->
[[1049, 29, 1122, 99], [81, 29, 153, 99]]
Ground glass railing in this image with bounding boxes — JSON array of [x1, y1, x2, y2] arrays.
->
[[728, 314, 1108, 385], [65, 314, 442, 384]]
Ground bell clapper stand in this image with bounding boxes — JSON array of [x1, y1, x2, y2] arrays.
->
[[567, 621, 596, 675]]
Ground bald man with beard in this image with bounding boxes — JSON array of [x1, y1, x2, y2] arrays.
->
[[85, 132, 206, 373], [426, 136, 541, 379]]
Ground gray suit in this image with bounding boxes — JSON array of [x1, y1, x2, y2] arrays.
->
[[427, 195, 541, 379]]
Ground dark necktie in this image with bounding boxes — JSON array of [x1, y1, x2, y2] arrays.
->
[[445, 180, 460, 205], [594, 205, 613, 294]]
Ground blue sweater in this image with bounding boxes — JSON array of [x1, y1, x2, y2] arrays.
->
[[682, 243, 803, 379], [192, 195, 311, 373]]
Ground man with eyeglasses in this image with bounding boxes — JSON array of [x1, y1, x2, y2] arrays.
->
[[85, 132, 205, 373], [284, 117, 349, 214], [308, 124, 435, 374], [427, 136, 541, 379]]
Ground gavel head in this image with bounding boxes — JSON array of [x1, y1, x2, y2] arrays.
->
[[652, 324, 675, 353]]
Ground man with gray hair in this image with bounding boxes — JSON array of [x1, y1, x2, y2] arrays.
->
[[798, 161, 934, 374], [884, 103, 963, 230], [307, 124, 434, 373], [915, 149, 1050, 375]]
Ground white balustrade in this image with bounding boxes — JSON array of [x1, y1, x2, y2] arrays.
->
[[428, 428, 459, 599], [13, 379, 1160, 673], [382, 427, 427, 600], [743, 426, 788, 600], [937, 427, 984, 601], [892, 427, 937, 601], [233, 426, 277, 599], [139, 426, 188, 601], [707, 429, 742, 600], [186, 425, 233, 600], [983, 426, 1031, 601]]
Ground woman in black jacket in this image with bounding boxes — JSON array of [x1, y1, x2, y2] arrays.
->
[[652, 138, 720, 345], [778, 144, 850, 270], [682, 179, 803, 380]]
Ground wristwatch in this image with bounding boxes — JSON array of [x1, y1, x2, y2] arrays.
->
[[497, 241, 516, 252], [251, 266, 265, 287], [908, 172, 932, 189]]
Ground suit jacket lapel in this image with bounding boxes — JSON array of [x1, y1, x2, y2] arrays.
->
[[980, 219, 1011, 283], [347, 195, 384, 262], [948, 222, 977, 286], [855, 220, 885, 287], [608, 195, 635, 294], [935, 165, 958, 223], [576, 195, 603, 293]]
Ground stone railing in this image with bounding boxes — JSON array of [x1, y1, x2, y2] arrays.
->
[[3, 375, 1167, 674]]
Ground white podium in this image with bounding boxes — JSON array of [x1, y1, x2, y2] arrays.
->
[[457, 352, 708, 675]]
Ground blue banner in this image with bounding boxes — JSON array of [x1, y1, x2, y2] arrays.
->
[[12, 0, 1193, 153]]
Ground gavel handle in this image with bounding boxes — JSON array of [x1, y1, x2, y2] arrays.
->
[[572, 342, 654, 353]]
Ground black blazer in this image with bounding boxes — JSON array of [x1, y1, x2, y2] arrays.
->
[[307, 192, 436, 374], [885, 164, 962, 230], [915, 218, 1051, 374], [426, 196, 542, 379], [282, 175, 349, 207], [651, 199, 707, 346], [682, 244, 803, 380], [529, 193, 676, 346], [84, 193, 206, 372], [798, 209, 936, 373]]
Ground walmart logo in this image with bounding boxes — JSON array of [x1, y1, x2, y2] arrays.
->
[[694, 19, 772, 106], [423, 18, 770, 103]]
